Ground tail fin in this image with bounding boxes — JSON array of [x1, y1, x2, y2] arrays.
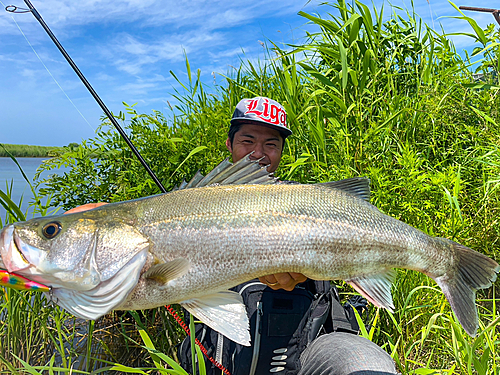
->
[[434, 239, 499, 337]]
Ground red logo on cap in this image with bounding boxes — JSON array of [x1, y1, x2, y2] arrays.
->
[[244, 98, 287, 128]]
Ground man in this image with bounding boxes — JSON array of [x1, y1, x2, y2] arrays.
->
[[225, 97, 306, 292]]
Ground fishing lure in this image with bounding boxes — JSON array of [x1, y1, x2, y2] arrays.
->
[[0, 269, 49, 292]]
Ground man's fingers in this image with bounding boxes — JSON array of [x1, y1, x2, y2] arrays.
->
[[259, 275, 278, 286], [260, 273, 308, 291], [274, 273, 294, 290], [289, 272, 308, 283]]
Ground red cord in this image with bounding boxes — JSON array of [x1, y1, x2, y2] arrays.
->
[[166, 305, 231, 375]]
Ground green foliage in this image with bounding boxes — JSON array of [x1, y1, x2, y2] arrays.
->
[[2, 0, 500, 373], [35, 100, 229, 210]]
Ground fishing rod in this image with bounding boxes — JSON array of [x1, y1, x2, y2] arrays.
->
[[5, 1, 168, 193]]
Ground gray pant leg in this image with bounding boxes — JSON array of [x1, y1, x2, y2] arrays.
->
[[298, 332, 398, 375]]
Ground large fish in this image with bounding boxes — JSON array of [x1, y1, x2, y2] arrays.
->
[[0, 155, 498, 345]]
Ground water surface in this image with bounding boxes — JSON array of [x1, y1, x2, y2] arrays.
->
[[0, 157, 68, 222]]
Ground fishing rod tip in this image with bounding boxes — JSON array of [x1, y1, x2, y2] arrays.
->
[[5, 4, 31, 13]]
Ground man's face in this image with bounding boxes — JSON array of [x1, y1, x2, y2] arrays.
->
[[226, 123, 283, 173]]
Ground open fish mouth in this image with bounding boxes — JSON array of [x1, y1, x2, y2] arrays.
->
[[0, 225, 32, 272]]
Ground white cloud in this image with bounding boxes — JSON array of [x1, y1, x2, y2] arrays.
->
[[120, 34, 150, 55], [0, 0, 311, 32], [97, 29, 229, 76]]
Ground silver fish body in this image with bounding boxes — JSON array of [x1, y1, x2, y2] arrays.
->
[[122, 183, 444, 305], [0, 156, 498, 345]]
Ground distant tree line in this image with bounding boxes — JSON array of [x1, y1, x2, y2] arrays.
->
[[0, 143, 79, 158]]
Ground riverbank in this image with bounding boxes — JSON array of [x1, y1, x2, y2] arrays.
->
[[0, 143, 75, 157]]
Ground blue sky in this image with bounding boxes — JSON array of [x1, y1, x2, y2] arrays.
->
[[0, 0, 497, 147]]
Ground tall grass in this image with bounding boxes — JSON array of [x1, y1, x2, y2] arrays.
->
[[2, 0, 499, 373], [0, 160, 76, 372]]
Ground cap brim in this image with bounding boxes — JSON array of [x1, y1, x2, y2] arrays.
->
[[230, 117, 292, 137]]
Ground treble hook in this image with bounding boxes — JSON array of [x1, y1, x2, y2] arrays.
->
[[5, 5, 31, 13]]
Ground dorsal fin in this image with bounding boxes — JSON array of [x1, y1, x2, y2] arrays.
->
[[173, 153, 277, 190], [316, 177, 370, 201], [184, 171, 204, 189]]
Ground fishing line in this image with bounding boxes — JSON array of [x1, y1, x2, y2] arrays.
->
[[1, 1, 95, 133], [426, 0, 435, 31], [166, 305, 231, 375]]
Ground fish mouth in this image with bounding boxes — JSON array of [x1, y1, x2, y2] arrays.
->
[[0, 225, 32, 272]]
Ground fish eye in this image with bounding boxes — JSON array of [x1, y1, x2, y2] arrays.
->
[[42, 222, 62, 239]]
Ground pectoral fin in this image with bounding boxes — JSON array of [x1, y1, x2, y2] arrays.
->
[[346, 270, 396, 312], [143, 258, 191, 283], [181, 290, 251, 346]]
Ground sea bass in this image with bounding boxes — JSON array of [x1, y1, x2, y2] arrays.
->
[[0, 155, 498, 345]]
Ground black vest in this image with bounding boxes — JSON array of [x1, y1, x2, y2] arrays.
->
[[178, 280, 365, 375]]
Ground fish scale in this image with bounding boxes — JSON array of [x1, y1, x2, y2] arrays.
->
[[127, 183, 453, 296], [0, 155, 498, 346]]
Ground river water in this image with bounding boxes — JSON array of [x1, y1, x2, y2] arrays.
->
[[0, 157, 68, 223]]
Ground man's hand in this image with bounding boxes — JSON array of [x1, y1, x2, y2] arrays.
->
[[64, 202, 108, 214], [259, 272, 307, 291]]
